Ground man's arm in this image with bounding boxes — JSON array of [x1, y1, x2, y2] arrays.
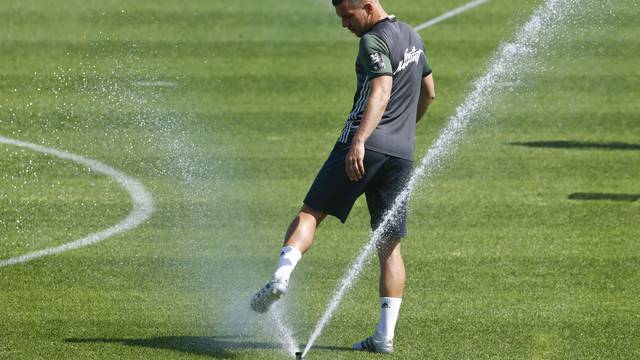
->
[[416, 73, 435, 123], [346, 75, 393, 181]]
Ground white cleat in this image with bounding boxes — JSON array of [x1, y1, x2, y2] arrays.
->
[[250, 280, 288, 313], [353, 335, 394, 354]]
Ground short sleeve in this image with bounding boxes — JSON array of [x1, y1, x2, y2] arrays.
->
[[422, 49, 432, 77], [359, 34, 392, 78]]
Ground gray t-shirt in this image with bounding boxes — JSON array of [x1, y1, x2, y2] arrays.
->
[[337, 16, 431, 160]]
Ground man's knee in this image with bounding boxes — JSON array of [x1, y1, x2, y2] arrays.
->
[[377, 237, 402, 262], [300, 204, 327, 225]]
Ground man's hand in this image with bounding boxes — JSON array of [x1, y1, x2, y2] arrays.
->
[[346, 140, 366, 181]]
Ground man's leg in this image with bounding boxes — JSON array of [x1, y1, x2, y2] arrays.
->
[[251, 205, 325, 313], [252, 145, 376, 313], [375, 238, 404, 340], [283, 204, 327, 254], [354, 153, 411, 352], [273, 205, 326, 284], [379, 237, 405, 297], [353, 237, 404, 353]]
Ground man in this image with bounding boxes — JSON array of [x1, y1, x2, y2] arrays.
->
[[251, 0, 435, 353]]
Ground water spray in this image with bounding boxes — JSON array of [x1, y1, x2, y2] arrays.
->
[[301, 0, 588, 357], [269, 304, 300, 357]]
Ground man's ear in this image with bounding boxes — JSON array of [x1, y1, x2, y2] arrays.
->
[[363, 2, 374, 15]]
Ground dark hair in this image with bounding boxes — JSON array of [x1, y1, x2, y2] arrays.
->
[[333, 0, 367, 6]]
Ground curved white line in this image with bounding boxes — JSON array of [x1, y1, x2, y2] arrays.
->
[[0, 135, 154, 267]]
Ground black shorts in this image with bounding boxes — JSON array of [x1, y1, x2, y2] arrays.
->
[[304, 144, 412, 238]]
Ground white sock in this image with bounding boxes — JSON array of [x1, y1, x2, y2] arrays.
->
[[374, 297, 402, 341], [273, 246, 302, 284]]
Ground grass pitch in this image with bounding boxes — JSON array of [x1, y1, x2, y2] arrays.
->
[[1, 0, 639, 359]]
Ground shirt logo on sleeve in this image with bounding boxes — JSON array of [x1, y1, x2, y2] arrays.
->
[[369, 52, 386, 71], [393, 46, 424, 75]]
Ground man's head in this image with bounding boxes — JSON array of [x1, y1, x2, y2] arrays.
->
[[333, 0, 384, 38]]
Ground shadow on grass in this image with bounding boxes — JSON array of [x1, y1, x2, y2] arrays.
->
[[65, 336, 351, 358], [568, 193, 640, 202], [508, 140, 640, 151]]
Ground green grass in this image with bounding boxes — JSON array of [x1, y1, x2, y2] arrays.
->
[[1, 0, 639, 359]]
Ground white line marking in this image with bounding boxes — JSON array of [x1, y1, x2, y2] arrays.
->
[[134, 81, 177, 88], [414, 0, 490, 32], [0, 135, 154, 267]]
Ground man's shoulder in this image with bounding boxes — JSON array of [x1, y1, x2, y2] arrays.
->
[[360, 32, 384, 43], [359, 32, 389, 53], [368, 17, 421, 45]]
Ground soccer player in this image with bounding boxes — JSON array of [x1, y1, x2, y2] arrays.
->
[[251, 0, 435, 353]]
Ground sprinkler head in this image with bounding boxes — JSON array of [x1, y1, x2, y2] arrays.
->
[[295, 352, 304, 360]]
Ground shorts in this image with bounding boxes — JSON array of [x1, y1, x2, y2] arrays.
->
[[303, 143, 412, 238]]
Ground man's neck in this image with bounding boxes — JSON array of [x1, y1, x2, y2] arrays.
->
[[370, 10, 389, 25]]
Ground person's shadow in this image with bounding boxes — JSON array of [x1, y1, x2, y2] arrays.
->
[[508, 140, 640, 151], [508, 139, 640, 203], [65, 336, 350, 358]]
